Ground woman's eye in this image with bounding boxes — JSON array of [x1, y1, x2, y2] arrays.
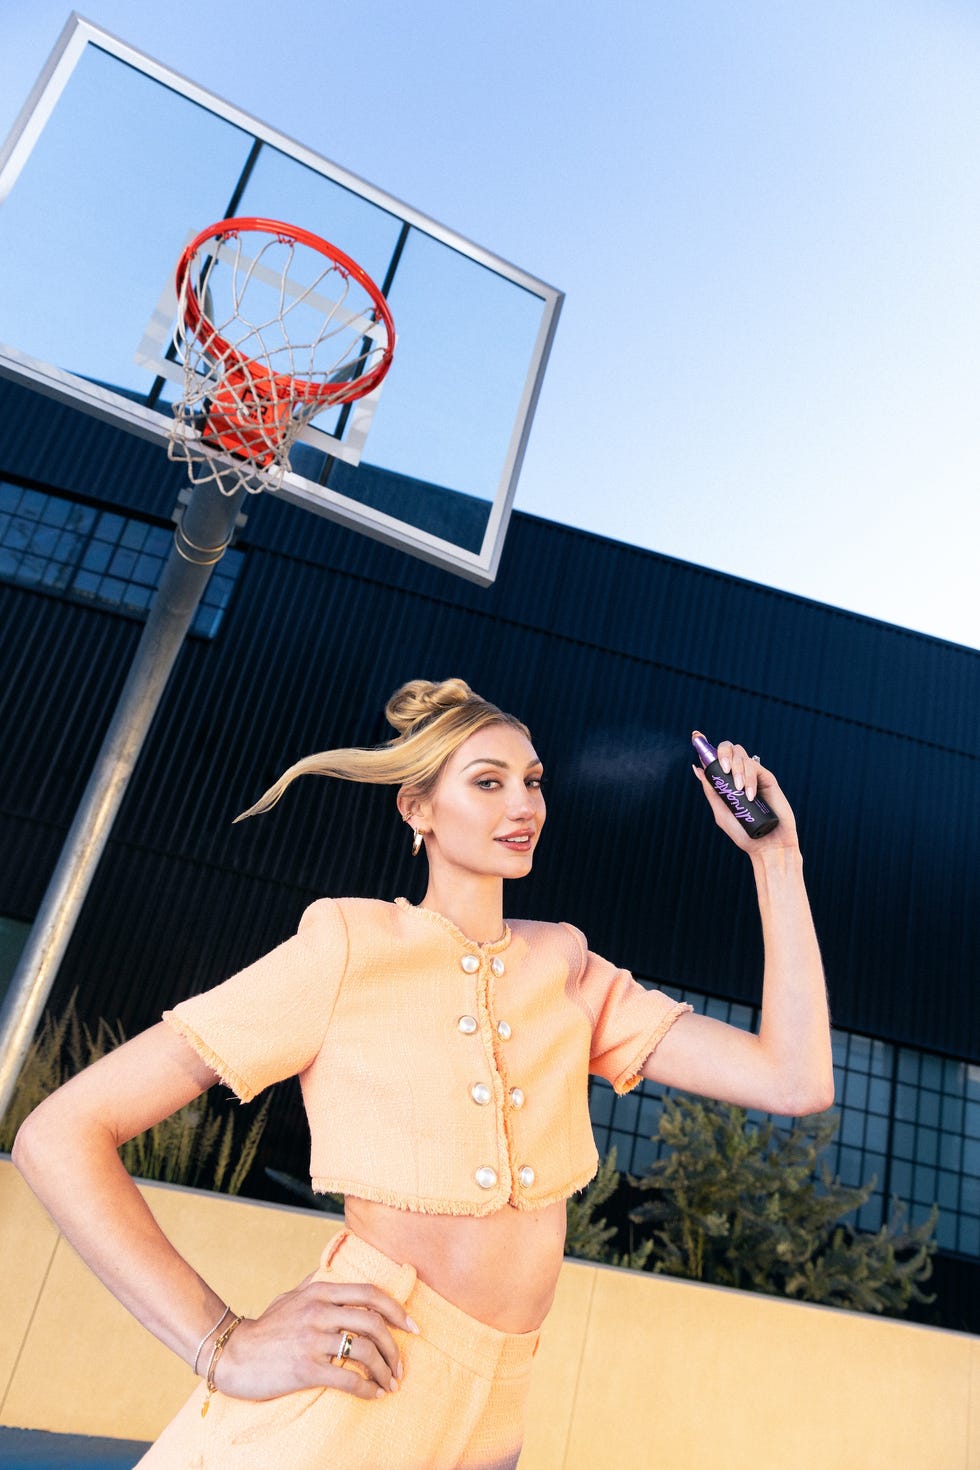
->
[[475, 777, 499, 790], [527, 775, 544, 790]]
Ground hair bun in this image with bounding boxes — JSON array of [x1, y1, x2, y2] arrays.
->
[[385, 678, 476, 735]]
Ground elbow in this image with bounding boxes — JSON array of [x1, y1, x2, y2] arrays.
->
[[11, 1099, 50, 1180], [11, 1093, 75, 1184], [782, 1072, 836, 1118]]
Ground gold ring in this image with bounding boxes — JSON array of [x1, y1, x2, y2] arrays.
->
[[336, 1330, 354, 1364]]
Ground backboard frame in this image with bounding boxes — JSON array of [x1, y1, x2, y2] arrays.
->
[[0, 13, 563, 584]]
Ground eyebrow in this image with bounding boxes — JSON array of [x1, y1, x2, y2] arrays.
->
[[461, 757, 543, 771]]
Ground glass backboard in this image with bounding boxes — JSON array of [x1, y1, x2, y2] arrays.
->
[[0, 15, 562, 583]]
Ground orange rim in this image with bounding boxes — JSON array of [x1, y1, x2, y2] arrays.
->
[[174, 216, 395, 407]]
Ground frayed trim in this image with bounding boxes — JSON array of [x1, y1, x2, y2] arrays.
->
[[310, 1165, 601, 1217], [475, 975, 516, 1195], [393, 897, 512, 955], [509, 1160, 600, 1210], [162, 1011, 256, 1103], [613, 1000, 693, 1095], [312, 1177, 510, 1216]]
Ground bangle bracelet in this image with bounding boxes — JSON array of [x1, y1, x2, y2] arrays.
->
[[192, 1305, 230, 1376], [201, 1313, 244, 1418]]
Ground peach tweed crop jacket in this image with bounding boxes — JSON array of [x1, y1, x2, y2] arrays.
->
[[164, 896, 692, 1216]]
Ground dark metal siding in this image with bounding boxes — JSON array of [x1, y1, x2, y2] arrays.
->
[[2, 378, 980, 1196]]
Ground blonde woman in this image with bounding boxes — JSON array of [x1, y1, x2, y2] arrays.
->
[[13, 678, 833, 1469]]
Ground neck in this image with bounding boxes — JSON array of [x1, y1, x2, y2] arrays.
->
[[420, 874, 505, 945]]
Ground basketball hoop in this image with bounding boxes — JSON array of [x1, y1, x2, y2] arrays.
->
[[168, 217, 395, 495]]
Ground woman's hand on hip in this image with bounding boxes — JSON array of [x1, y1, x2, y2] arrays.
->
[[215, 1276, 419, 1401]]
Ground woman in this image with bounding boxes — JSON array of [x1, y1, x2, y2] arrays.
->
[[13, 678, 833, 1469]]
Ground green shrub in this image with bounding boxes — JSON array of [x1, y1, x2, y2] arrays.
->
[[565, 1147, 654, 1270], [1, 992, 268, 1195], [629, 1095, 936, 1316]]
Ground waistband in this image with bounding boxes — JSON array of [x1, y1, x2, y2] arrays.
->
[[319, 1229, 540, 1381]]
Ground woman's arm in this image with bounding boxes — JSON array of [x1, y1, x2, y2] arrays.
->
[[13, 1023, 413, 1399], [642, 742, 834, 1116]]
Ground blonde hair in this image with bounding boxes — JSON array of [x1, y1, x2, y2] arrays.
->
[[234, 678, 531, 821]]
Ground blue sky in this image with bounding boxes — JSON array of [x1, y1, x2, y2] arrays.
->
[[2, 1, 978, 649]]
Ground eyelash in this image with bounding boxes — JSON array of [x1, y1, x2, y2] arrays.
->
[[474, 776, 544, 791]]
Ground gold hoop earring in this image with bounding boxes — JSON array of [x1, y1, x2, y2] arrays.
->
[[411, 827, 424, 857]]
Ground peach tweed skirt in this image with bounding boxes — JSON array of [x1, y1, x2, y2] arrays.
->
[[136, 1230, 540, 1470]]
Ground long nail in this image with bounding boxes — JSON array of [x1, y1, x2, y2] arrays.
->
[[406, 1316, 421, 1335]]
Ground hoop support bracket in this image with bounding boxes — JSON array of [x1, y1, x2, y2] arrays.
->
[[173, 526, 227, 564], [172, 487, 248, 565], [172, 526, 228, 566]]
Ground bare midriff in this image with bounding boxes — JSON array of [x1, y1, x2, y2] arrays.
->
[[344, 1196, 568, 1334]]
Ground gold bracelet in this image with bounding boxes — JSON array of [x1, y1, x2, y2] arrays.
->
[[201, 1313, 244, 1418], [192, 1304, 230, 1376]]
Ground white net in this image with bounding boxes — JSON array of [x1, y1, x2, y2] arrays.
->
[[168, 225, 393, 496]]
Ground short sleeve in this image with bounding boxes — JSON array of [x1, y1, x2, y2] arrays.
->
[[562, 924, 692, 1095], [163, 897, 349, 1102]]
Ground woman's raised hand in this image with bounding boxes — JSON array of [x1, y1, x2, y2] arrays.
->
[[692, 741, 800, 854], [215, 1275, 419, 1401]]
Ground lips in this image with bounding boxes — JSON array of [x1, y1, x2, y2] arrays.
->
[[496, 831, 534, 849]]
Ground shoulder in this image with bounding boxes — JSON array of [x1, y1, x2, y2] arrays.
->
[[510, 918, 588, 973], [297, 896, 423, 954], [298, 896, 396, 932]]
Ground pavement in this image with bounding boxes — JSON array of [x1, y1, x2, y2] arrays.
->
[[0, 1428, 150, 1467]]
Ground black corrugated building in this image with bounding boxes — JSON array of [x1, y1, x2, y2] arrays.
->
[[2, 376, 978, 1329]]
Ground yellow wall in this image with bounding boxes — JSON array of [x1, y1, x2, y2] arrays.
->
[[2, 1158, 977, 1468]]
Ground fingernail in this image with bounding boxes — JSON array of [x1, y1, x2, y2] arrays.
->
[[406, 1316, 421, 1335], [720, 758, 731, 774], [397, 1360, 404, 1379], [389, 1375, 399, 1392], [376, 1388, 386, 1399]]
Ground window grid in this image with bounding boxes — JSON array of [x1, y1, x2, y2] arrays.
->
[[588, 982, 979, 1257], [0, 481, 244, 638]]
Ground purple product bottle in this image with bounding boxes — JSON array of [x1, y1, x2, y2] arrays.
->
[[691, 731, 779, 839]]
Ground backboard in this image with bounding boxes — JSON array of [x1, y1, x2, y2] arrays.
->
[[0, 14, 563, 584]]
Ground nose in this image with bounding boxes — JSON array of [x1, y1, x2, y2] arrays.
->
[[508, 782, 539, 820]]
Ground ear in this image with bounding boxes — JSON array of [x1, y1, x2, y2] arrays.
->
[[396, 787, 426, 827]]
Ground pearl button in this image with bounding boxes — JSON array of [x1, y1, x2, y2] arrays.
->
[[491, 956, 506, 977], [518, 1166, 535, 1188], [475, 1166, 498, 1190], [460, 954, 480, 974], [509, 1087, 525, 1109], [457, 1015, 478, 1035], [496, 1020, 512, 1041], [470, 1083, 492, 1106]]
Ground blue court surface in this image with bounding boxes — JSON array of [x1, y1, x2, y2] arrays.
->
[[0, 1428, 150, 1467]]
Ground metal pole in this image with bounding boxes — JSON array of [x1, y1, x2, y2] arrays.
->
[[0, 475, 247, 1120]]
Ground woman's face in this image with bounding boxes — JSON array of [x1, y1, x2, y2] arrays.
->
[[413, 723, 546, 881]]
